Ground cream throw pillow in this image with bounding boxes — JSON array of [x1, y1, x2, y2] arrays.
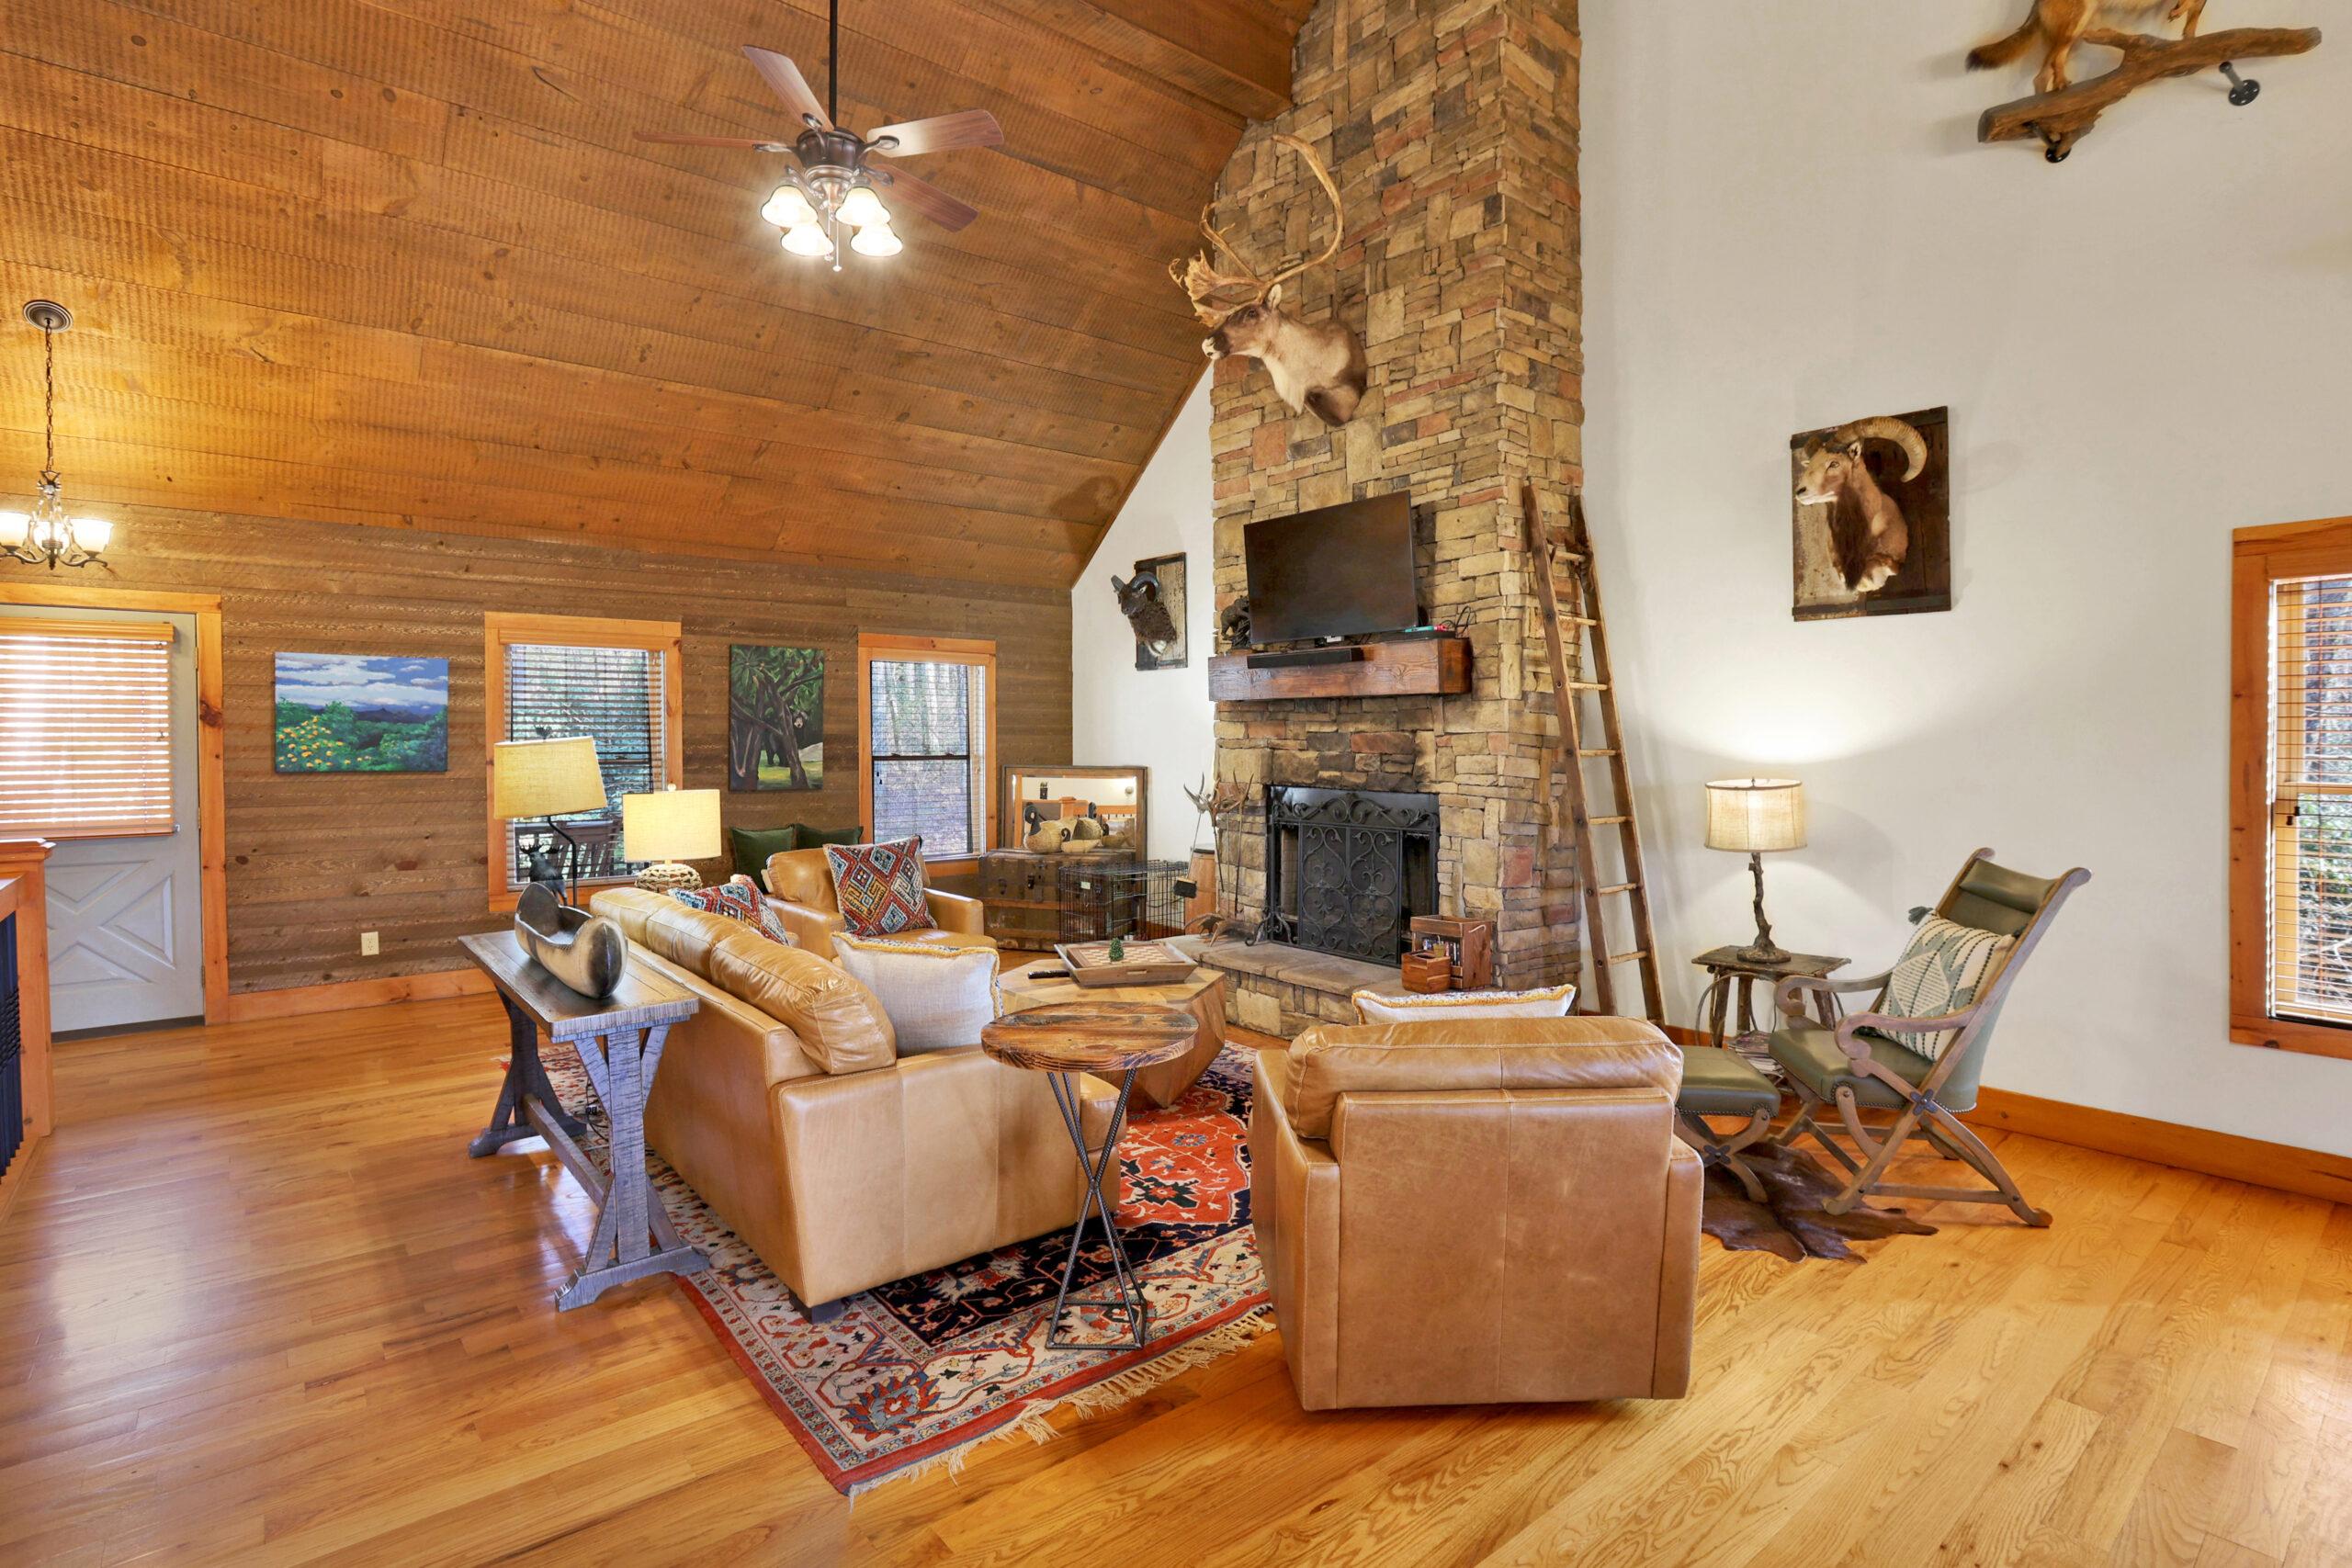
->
[[1350, 981, 1578, 1025], [830, 934, 1001, 1055], [1875, 914, 2014, 1057]]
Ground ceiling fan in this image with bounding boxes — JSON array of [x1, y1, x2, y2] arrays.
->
[[634, 0, 1003, 271]]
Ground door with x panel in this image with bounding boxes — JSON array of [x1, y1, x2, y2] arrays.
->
[[0, 605, 205, 1032]]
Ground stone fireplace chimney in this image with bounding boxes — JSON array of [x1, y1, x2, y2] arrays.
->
[[1206, 0, 1585, 1024]]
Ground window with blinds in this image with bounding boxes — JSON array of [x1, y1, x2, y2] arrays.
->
[[499, 641, 665, 888], [0, 619, 175, 839], [866, 652, 989, 858], [2264, 574, 2352, 1025]]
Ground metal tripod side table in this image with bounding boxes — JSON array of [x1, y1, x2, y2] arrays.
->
[[980, 1001, 1197, 1352]]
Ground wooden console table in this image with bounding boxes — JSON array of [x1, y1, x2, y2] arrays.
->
[[462, 930, 706, 1310]]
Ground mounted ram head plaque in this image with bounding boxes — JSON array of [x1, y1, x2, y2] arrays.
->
[[1790, 405, 1951, 621], [1111, 552, 1186, 670]]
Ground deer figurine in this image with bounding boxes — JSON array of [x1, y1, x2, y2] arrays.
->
[[1170, 134, 1368, 428]]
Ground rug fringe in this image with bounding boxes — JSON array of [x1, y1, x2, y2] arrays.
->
[[849, 1306, 1273, 1499]]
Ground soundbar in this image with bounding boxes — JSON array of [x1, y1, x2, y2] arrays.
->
[[1246, 647, 1367, 670]]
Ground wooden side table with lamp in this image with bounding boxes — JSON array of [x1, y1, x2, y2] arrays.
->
[[1698, 778, 1847, 1074]]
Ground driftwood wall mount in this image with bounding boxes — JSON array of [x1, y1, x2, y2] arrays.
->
[[1978, 27, 2323, 162]]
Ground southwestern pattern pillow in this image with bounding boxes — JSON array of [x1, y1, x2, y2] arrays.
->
[[1874, 914, 2013, 1057], [824, 836, 937, 936], [670, 882, 797, 948]]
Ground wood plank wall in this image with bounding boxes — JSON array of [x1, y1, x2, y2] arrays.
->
[[0, 502, 1071, 997]]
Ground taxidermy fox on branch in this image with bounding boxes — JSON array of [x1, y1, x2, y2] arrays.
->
[[1968, 0, 2207, 92]]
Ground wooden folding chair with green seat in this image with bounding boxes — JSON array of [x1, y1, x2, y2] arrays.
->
[[1765, 848, 2090, 1225]]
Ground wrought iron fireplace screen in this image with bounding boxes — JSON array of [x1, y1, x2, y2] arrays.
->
[[1264, 786, 1439, 964]]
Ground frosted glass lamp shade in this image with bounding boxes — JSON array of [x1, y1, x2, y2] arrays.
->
[[849, 223, 901, 257], [493, 737, 606, 818], [70, 516, 112, 552], [782, 222, 833, 257], [623, 787, 721, 864], [1704, 778, 1805, 853], [836, 186, 889, 228], [761, 183, 816, 228], [0, 512, 27, 547]]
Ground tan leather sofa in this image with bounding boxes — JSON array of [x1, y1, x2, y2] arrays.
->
[[754, 846, 995, 953], [589, 887, 1107, 1314], [1251, 1016, 1702, 1410]]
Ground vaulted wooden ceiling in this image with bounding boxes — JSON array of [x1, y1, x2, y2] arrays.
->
[[0, 0, 1305, 587]]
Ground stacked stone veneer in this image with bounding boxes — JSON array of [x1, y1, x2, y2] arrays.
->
[[1208, 0, 1586, 992]]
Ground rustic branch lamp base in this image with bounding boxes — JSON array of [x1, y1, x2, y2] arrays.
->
[[1733, 851, 1790, 967]]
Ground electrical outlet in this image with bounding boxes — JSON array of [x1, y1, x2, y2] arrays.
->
[[359, 931, 379, 956]]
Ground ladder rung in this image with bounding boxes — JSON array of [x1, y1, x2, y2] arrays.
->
[[1590, 815, 1630, 826], [1604, 951, 1651, 964], [1577, 749, 1616, 757], [1564, 615, 1598, 626], [1565, 681, 1607, 691], [1596, 882, 1640, 895]]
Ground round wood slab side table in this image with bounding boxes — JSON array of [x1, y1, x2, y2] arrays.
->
[[997, 957, 1227, 1110], [980, 1002, 1197, 1353]]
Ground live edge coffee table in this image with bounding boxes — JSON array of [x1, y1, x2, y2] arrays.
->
[[980, 1003, 1198, 1352], [997, 957, 1227, 1110], [462, 930, 707, 1311]]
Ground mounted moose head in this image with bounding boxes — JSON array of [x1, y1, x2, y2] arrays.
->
[[1171, 133, 1368, 428], [1110, 569, 1181, 659], [1793, 415, 1929, 594]]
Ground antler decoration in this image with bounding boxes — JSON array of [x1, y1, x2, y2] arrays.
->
[[1170, 132, 1346, 328]]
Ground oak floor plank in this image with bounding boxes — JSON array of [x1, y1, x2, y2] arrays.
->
[[1, 1001, 2348, 1567]]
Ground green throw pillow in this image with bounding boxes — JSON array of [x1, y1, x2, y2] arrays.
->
[[792, 822, 864, 849], [728, 824, 799, 882], [1875, 914, 2014, 1058]]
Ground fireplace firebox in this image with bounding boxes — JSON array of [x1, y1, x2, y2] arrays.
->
[[1262, 786, 1439, 965]]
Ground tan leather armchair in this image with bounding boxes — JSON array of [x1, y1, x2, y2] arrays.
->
[[757, 846, 994, 953], [589, 888, 1105, 1315], [1251, 1016, 1702, 1410]]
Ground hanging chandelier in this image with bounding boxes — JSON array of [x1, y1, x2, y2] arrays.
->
[[1, 301, 113, 571]]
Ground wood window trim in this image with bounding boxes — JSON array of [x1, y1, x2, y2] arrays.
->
[[2230, 515, 2352, 1061], [0, 584, 227, 1023], [483, 612, 684, 913], [856, 633, 998, 875]]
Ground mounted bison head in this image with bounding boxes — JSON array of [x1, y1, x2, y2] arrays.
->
[[1794, 416, 1929, 594]]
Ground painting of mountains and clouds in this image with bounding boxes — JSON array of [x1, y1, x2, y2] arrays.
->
[[275, 653, 449, 773]]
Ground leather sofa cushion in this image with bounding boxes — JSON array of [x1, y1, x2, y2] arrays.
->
[[705, 932, 897, 1074], [1283, 1016, 1682, 1141], [765, 848, 839, 911]]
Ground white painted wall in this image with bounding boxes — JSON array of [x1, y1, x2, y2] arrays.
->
[[1072, 376, 1217, 863], [1582, 1, 2352, 1151]]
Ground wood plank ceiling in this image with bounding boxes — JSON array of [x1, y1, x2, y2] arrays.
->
[[0, 0, 1306, 587]]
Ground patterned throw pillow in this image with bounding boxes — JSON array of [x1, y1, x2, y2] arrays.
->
[[824, 837, 937, 936], [1351, 982, 1578, 1025], [1873, 914, 2014, 1057], [830, 934, 999, 1055], [669, 882, 797, 948]]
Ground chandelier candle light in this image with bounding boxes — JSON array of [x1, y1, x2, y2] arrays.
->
[[1704, 778, 1807, 965], [1, 302, 114, 571]]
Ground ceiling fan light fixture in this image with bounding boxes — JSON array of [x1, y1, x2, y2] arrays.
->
[[781, 221, 835, 258], [836, 185, 889, 229], [850, 222, 902, 257], [760, 182, 817, 228]]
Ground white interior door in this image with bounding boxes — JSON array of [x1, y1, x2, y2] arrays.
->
[[0, 604, 205, 1032]]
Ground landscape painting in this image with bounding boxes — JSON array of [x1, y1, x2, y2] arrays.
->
[[729, 644, 825, 791], [274, 653, 450, 773]]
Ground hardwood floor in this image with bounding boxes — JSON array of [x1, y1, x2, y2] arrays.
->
[[4, 996, 2350, 1566]]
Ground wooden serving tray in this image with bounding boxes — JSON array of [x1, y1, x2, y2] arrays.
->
[[1053, 939, 1198, 987]]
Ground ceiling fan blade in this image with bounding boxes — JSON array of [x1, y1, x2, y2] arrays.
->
[[742, 48, 830, 130], [873, 166, 979, 232], [865, 109, 1004, 158], [634, 130, 786, 149]]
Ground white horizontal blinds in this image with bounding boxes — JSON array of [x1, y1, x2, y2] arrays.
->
[[0, 619, 175, 839], [502, 641, 663, 887], [2269, 575, 2352, 1024], [869, 658, 987, 856]]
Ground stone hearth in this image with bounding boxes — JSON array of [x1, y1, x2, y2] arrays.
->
[[1207, 0, 1586, 1010], [1199, 939, 1398, 1039]]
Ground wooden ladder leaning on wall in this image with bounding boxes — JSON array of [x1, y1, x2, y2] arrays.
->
[[1520, 482, 1665, 1025]]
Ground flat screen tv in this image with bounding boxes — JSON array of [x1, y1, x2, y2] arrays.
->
[[1243, 491, 1418, 646]]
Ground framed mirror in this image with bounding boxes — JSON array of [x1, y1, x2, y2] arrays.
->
[[1001, 765, 1148, 855]]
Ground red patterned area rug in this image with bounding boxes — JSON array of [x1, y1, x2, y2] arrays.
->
[[539, 1043, 1269, 1495]]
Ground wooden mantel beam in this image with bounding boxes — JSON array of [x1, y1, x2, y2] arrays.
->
[[1978, 26, 2323, 162]]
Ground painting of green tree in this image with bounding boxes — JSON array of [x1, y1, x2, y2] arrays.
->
[[274, 653, 449, 773], [729, 645, 825, 791]]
